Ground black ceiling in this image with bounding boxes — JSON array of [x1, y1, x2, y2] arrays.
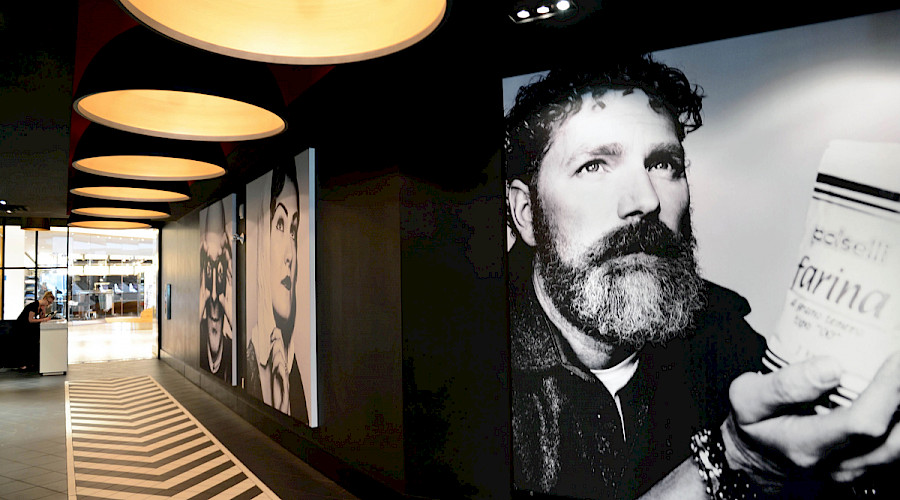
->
[[1, 0, 898, 225]]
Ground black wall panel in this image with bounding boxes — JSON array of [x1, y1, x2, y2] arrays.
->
[[316, 170, 404, 487], [160, 210, 200, 365]]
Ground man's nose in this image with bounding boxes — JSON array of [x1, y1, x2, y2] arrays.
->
[[617, 169, 661, 221]]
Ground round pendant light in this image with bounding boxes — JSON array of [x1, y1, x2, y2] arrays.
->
[[71, 198, 171, 220], [73, 125, 226, 181], [73, 26, 286, 141], [70, 173, 191, 203], [118, 0, 447, 65], [67, 215, 153, 230]]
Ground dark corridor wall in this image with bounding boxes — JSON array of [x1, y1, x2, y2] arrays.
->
[[158, 4, 510, 498], [160, 171, 408, 493]]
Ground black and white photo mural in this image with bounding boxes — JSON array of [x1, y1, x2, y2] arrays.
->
[[503, 11, 900, 500], [199, 194, 237, 385], [245, 149, 318, 427]]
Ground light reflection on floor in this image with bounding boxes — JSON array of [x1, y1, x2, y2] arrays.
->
[[68, 319, 158, 364]]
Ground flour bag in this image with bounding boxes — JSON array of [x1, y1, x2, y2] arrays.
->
[[766, 140, 900, 395]]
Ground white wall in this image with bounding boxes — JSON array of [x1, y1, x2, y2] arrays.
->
[[655, 10, 900, 335]]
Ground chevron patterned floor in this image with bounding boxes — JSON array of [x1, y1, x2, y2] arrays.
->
[[66, 376, 279, 500]]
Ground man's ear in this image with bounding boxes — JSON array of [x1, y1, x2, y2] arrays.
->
[[508, 179, 537, 247]]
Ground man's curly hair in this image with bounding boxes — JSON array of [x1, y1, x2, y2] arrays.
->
[[504, 54, 704, 186]]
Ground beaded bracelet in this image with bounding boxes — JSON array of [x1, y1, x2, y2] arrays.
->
[[690, 427, 768, 500]]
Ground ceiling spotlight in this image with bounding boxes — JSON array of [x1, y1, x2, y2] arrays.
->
[[509, 0, 576, 24]]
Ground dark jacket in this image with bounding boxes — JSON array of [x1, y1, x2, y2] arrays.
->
[[509, 251, 766, 499]]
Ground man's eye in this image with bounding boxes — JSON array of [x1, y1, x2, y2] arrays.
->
[[577, 160, 608, 174], [648, 159, 686, 176], [275, 219, 284, 231]]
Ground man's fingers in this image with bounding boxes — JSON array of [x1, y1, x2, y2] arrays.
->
[[731, 357, 844, 424], [839, 352, 900, 439], [835, 422, 900, 473], [741, 412, 854, 468]]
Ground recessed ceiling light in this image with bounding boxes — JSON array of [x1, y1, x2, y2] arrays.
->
[[510, 0, 576, 23]]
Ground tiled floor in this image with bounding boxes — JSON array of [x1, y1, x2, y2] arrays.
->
[[0, 360, 359, 500]]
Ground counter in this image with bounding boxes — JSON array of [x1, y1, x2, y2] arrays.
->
[[40, 319, 67, 375]]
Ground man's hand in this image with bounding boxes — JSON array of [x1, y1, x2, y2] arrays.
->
[[728, 352, 900, 482]]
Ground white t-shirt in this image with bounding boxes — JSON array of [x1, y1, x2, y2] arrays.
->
[[591, 352, 640, 441]]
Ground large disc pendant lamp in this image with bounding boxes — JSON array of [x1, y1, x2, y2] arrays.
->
[[73, 26, 286, 141], [70, 172, 191, 203], [70, 197, 171, 220], [117, 0, 447, 65], [67, 214, 153, 230], [73, 124, 227, 181]]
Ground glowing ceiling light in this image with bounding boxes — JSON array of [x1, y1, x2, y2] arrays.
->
[[74, 155, 226, 182], [557, 0, 571, 10], [70, 199, 171, 220], [517, 9, 531, 19], [68, 219, 152, 230], [72, 207, 169, 219], [118, 0, 447, 65], [536, 5, 551, 14], [73, 27, 286, 141], [75, 89, 284, 142], [70, 186, 189, 203], [72, 124, 227, 181]]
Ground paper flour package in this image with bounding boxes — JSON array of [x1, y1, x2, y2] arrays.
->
[[766, 140, 900, 395]]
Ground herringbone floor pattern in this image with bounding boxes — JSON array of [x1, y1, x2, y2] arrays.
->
[[66, 376, 278, 500]]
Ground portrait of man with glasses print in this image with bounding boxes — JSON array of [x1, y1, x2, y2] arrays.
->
[[199, 196, 236, 383]]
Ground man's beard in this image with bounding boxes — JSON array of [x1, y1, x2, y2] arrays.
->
[[533, 199, 706, 350]]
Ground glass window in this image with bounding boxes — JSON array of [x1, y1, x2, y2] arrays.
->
[[67, 227, 158, 320], [37, 228, 68, 268]]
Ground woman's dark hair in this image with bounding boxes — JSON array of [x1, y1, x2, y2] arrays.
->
[[504, 54, 705, 185], [269, 160, 299, 222]]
